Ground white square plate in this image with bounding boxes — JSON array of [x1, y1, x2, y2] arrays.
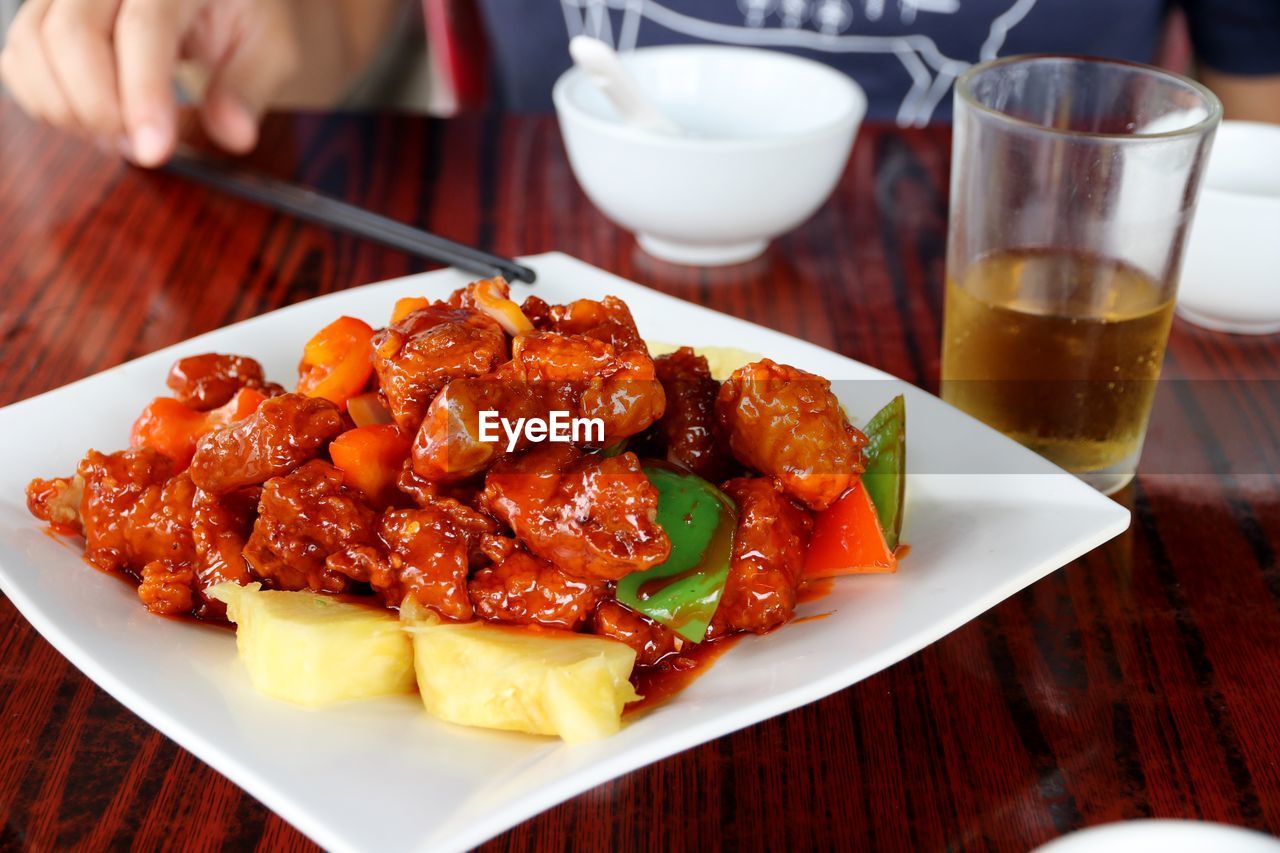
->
[[0, 253, 1128, 852]]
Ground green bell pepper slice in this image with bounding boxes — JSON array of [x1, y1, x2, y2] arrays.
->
[[616, 465, 737, 643], [862, 395, 906, 550]]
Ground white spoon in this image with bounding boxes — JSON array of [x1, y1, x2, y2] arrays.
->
[[568, 36, 684, 136]]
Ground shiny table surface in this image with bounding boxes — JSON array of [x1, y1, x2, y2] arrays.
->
[[1, 100, 1278, 851]]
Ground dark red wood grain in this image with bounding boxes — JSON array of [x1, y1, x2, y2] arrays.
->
[[2, 97, 1279, 852]]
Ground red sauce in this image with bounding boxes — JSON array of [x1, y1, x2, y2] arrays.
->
[[626, 634, 742, 715], [162, 611, 237, 631], [83, 555, 141, 587], [636, 563, 706, 600], [792, 611, 832, 624], [895, 542, 911, 559], [796, 576, 834, 604], [42, 525, 82, 545]]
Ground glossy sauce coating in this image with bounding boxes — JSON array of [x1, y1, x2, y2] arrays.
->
[[410, 322, 666, 481], [717, 359, 867, 510], [709, 477, 814, 636], [652, 347, 730, 481], [76, 448, 197, 574], [372, 303, 507, 431], [410, 362, 546, 481], [481, 445, 670, 580], [349, 500, 495, 618], [470, 550, 608, 630], [191, 487, 260, 616], [166, 354, 278, 410], [592, 598, 684, 667], [26, 474, 84, 534], [189, 393, 345, 494], [522, 294, 647, 354], [138, 560, 197, 616], [242, 460, 377, 593], [509, 332, 664, 443], [626, 633, 743, 714]]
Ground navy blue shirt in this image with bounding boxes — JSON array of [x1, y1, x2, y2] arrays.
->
[[476, 0, 1280, 125]]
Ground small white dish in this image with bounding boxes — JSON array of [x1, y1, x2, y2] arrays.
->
[[0, 253, 1128, 852], [1034, 820, 1280, 853], [553, 46, 865, 266], [1178, 120, 1280, 335]]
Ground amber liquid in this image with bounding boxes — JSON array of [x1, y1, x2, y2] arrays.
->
[[941, 249, 1176, 475]]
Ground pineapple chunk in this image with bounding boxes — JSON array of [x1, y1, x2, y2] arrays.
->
[[208, 582, 415, 707], [407, 621, 640, 742]]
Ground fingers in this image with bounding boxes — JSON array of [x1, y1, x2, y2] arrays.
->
[[40, 0, 125, 140], [3, 0, 288, 162], [114, 0, 199, 166], [199, 2, 298, 154], [0, 0, 80, 131]]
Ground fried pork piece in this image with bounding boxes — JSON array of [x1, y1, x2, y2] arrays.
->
[[410, 363, 545, 482], [522, 294, 647, 354], [166, 353, 279, 410], [709, 477, 813, 636], [394, 458, 486, 508], [75, 448, 197, 574], [411, 331, 666, 481], [189, 393, 345, 495], [191, 488, 259, 615], [652, 347, 730, 481], [26, 474, 85, 533], [469, 550, 608, 630], [243, 460, 378, 593], [592, 599, 683, 666], [570, 352, 665, 446], [330, 498, 496, 618], [716, 359, 867, 510], [371, 303, 507, 431], [138, 560, 197, 616], [481, 445, 670, 580], [479, 533, 519, 563], [505, 332, 665, 443]]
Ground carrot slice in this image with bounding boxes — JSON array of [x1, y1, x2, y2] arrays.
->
[[130, 387, 267, 467], [296, 316, 375, 406], [330, 424, 411, 507], [391, 297, 429, 324]]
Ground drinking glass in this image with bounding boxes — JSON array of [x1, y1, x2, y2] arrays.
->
[[941, 55, 1221, 494]]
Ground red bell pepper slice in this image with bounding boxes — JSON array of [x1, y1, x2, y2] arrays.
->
[[804, 479, 897, 577], [130, 386, 267, 467], [330, 424, 411, 507], [296, 316, 375, 406]]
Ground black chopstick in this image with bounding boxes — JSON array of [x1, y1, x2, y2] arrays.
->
[[159, 148, 537, 284]]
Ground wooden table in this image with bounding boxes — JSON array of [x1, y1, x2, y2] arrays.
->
[[2, 100, 1278, 852]]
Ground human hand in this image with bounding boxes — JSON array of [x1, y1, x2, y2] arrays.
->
[[0, 0, 301, 165]]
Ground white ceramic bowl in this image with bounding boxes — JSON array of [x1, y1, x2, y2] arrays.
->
[[1178, 121, 1280, 335], [552, 45, 865, 266]]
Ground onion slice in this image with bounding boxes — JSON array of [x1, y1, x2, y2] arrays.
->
[[472, 277, 534, 336]]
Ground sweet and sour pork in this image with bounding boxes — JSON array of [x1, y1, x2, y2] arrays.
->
[[25, 280, 874, 681]]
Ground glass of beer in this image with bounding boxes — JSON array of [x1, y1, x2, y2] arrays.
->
[[941, 55, 1221, 494]]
